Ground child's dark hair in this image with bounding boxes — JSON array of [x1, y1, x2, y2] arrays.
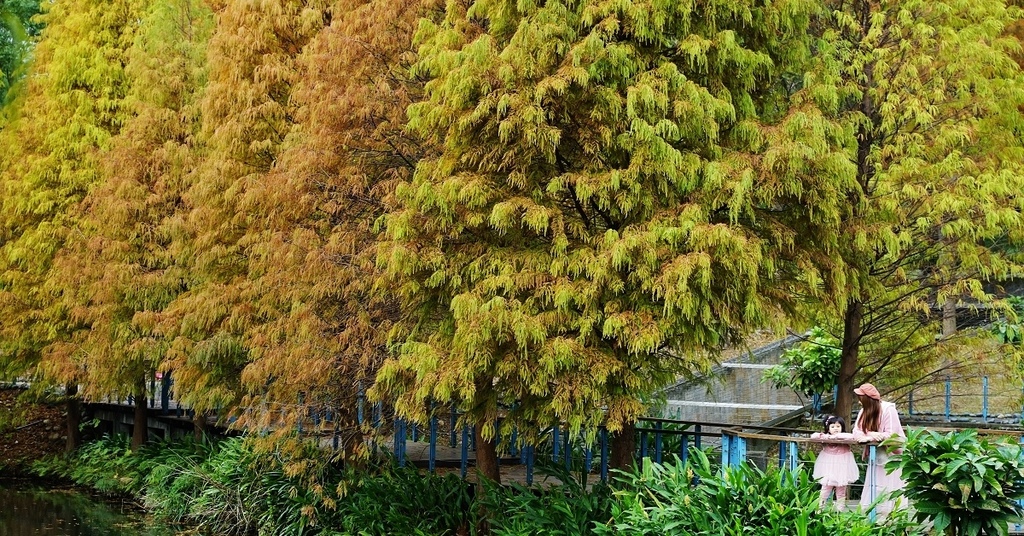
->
[[822, 414, 846, 433]]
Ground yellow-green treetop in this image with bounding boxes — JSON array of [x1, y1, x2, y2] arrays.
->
[[374, 0, 843, 478], [792, 0, 1024, 420], [160, 0, 330, 417], [0, 0, 139, 383], [48, 0, 212, 413], [233, 0, 439, 442]]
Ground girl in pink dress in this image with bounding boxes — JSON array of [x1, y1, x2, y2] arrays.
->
[[810, 415, 859, 510]]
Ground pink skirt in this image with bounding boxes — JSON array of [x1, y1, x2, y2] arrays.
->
[[813, 451, 860, 486]]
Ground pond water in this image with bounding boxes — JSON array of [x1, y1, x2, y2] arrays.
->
[[0, 483, 176, 536]]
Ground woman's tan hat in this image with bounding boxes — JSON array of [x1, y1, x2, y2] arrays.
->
[[854, 383, 881, 400]]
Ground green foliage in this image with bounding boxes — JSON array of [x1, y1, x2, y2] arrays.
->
[[893, 429, 1024, 536], [595, 450, 924, 536], [478, 461, 612, 536], [376, 0, 838, 448], [992, 297, 1024, 344], [0, 0, 41, 107], [762, 327, 841, 399]]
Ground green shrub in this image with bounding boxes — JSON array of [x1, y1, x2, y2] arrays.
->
[[763, 327, 840, 401], [478, 459, 612, 536], [893, 429, 1024, 535], [595, 450, 924, 536]]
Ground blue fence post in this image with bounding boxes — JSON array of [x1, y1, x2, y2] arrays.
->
[[449, 406, 457, 448], [721, 432, 731, 469], [160, 373, 170, 415], [730, 436, 746, 469], [460, 425, 469, 479], [680, 433, 689, 467], [811, 393, 821, 416], [695, 424, 702, 450], [654, 421, 663, 464], [778, 439, 786, 470], [868, 444, 878, 522], [395, 419, 406, 467], [553, 425, 561, 462], [787, 441, 799, 473], [429, 412, 437, 473], [983, 376, 989, 423], [640, 429, 649, 459], [945, 378, 952, 422], [600, 427, 609, 482]]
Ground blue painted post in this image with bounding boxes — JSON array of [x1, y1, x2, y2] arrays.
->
[[640, 430, 649, 459], [730, 436, 746, 469], [787, 442, 798, 472], [396, 419, 406, 467], [983, 376, 989, 423], [778, 440, 786, 469], [584, 444, 593, 474], [411, 422, 419, 443], [449, 406, 457, 448], [160, 373, 170, 416], [600, 428, 609, 483], [945, 378, 952, 422], [833, 384, 839, 404], [868, 445, 878, 522], [721, 432, 731, 468], [429, 413, 437, 473], [460, 425, 469, 479], [680, 433, 689, 467], [694, 424, 702, 450], [553, 425, 561, 462], [654, 421, 663, 464]]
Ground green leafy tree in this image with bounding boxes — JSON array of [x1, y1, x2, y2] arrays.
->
[[894, 429, 1024, 536], [375, 0, 845, 481], [792, 0, 1024, 420], [0, 0, 42, 108], [763, 327, 841, 406]]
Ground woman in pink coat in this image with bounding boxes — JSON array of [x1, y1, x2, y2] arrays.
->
[[852, 383, 906, 515]]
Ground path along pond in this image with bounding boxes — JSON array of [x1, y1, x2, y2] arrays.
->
[[0, 481, 176, 536]]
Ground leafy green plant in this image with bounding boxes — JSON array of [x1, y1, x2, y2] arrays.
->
[[992, 296, 1024, 344], [595, 450, 924, 536], [478, 459, 612, 536], [763, 328, 841, 403], [892, 429, 1024, 535]]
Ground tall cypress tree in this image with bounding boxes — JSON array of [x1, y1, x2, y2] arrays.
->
[[375, 0, 839, 480], [791, 0, 1024, 421], [0, 0, 140, 450]]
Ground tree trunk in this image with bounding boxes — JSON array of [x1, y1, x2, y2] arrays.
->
[[131, 378, 148, 450], [474, 423, 500, 485], [65, 383, 81, 452], [942, 298, 957, 338], [193, 411, 208, 442], [609, 421, 637, 472], [836, 300, 863, 424]]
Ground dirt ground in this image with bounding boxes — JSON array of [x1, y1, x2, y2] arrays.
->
[[0, 388, 68, 474]]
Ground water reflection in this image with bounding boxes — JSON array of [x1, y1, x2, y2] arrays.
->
[[0, 485, 176, 536]]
